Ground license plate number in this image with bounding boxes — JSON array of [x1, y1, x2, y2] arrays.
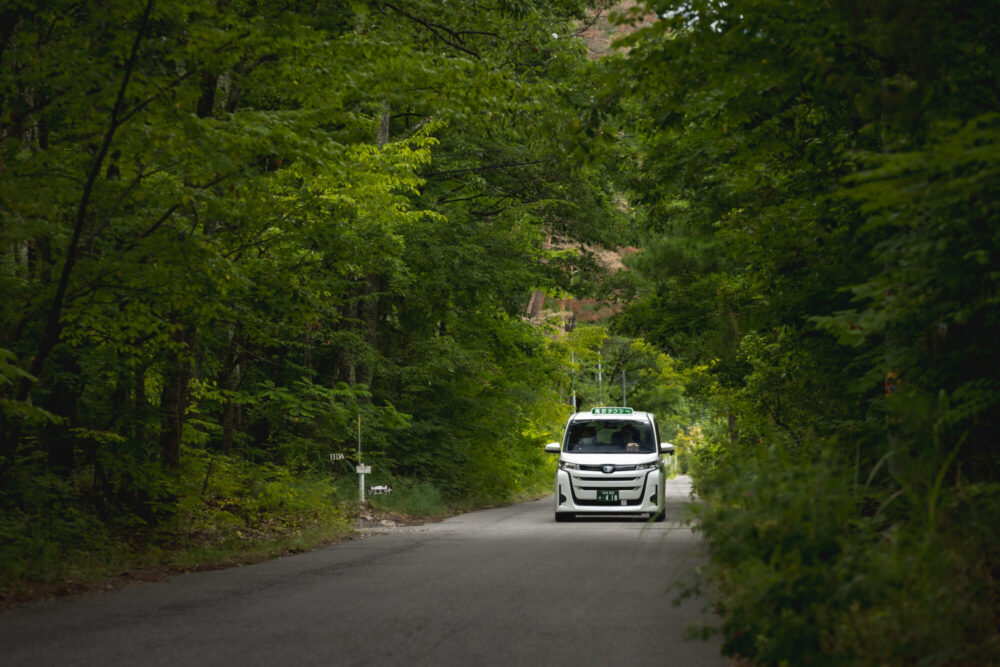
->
[[596, 489, 619, 502]]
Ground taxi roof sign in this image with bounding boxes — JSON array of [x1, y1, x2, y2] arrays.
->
[[591, 407, 634, 415]]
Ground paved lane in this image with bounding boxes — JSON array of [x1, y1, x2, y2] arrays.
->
[[0, 476, 727, 666]]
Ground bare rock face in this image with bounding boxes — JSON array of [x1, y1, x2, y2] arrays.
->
[[578, 1, 658, 60]]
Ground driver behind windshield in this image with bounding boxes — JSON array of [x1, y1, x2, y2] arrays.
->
[[619, 424, 641, 451], [566, 420, 655, 453]]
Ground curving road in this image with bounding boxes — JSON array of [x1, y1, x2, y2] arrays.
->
[[0, 476, 728, 666]]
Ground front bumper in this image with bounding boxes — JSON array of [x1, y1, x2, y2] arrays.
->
[[554, 467, 665, 516]]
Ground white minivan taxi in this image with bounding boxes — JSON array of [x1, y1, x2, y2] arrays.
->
[[545, 407, 674, 522]]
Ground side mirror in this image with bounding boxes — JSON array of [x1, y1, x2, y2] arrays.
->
[[544, 442, 561, 453], [660, 442, 675, 456]]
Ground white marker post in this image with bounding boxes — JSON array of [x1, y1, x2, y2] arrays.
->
[[356, 463, 371, 503], [357, 414, 365, 504]]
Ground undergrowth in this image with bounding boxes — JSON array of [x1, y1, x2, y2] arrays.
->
[[0, 448, 354, 604], [0, 445, 554, 605], [686, 440, 1000, 666]]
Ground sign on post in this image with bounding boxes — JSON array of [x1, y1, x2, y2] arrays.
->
[[356, 464, 371, 474]]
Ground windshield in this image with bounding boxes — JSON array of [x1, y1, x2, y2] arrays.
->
[[564, 419, 656, 454]]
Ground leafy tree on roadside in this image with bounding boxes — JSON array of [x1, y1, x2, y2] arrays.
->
[[0, 0, 623, 584], [603, 0, 1000, 663]]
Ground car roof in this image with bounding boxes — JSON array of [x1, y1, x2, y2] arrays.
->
[[569, 410, 653, 422]]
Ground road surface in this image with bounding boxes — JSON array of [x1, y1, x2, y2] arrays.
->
[[0, 475, 727, 666]]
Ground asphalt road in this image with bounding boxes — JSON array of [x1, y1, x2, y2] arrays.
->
[[0, 475, 728, 666]]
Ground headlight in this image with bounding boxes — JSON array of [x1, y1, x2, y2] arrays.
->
[[559, 460, 580, 470], [635, 461, 660, 471]]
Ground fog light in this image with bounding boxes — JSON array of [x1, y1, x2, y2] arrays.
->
[[649, 486, 657, 504], [559, 485, 567, 504]]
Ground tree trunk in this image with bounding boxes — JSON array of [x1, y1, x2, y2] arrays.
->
[[196, 71, 218, 119], [376, 101, 390, 149], [42, 346, 81, 475], [334, 299, 359, 386], [220, 327, 242, 453], [303, 329, 313, 371], [158, 324, 195, 468], [133, 365, 148, 444], [358, 276, 379, 389], [223, 61, 245, 113], [221, 396, 237, 453]]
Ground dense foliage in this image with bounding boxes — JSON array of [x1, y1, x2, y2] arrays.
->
[[0, 0, 627, 589], [607, 0, 1000, 663]]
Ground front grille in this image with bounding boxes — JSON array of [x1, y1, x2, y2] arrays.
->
[[580, 464, 637, 472], [569, 470, 650, 507], [578, 486, 640, 492], [576, 475, 641, 483], [574, 496, 644, 507]]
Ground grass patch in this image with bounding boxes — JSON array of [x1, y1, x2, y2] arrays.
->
[[365, 477, 449, 517]]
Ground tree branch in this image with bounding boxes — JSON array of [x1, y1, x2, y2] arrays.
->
[[20, 0, 155, 399], [761, 398, 802, 446], [424, 159, 543, 179], [381, 3, 481, 60], [437, 192, 494, 205]]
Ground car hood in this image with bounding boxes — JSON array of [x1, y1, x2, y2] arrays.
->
[[559, 452, 659, 467]]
